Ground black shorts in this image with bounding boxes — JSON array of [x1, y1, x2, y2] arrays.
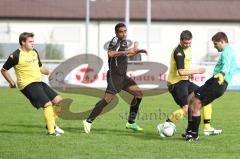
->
[[21, 82, 58, 109], [106, 71, 137, 94], [168, 80, 199, 107], [194, 77, 228, 106]]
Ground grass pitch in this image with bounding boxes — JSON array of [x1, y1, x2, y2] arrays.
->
[[0, 87, 240, 159]]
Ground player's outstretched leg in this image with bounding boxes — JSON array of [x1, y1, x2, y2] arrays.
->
[[83, 99, 108, 134], [83, 93, 113, 134]]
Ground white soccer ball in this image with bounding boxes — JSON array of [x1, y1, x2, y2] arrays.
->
[[157, 122, 176, 137]]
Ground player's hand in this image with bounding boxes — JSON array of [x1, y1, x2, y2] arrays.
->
[[9, 81, 16, 88], [127, 48, 138, 54], [197, 67, 206, 74], [137, 49, 148, 55], [214, 73, 224, 85]]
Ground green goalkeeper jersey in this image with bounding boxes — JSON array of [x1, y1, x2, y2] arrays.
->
[[213, 45, 238, 84]]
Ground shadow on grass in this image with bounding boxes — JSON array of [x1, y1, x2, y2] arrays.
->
[[0, 123, 46, 135], [1, 123, 185, 142], [94, 128, 186, 142], [2, 123, 44, 129], [63, 125, 172, 141], [0, 130, 42, 135]]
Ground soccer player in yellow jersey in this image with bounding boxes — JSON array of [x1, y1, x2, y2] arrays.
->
[[159, 30, 222, 137], [1, 32, 64, 136]]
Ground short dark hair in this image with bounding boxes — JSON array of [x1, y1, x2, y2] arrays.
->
[[180, 30, 192, 41], [19, 32, 34, 46], [212, 32, 228, 43], [115, 23, 126, 33]]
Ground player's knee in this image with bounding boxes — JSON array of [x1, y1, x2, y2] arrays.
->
[[104, 98, 112, 103], [53, 95, 63, 106], [135, 90, 143, 98], [44, 101, 53, 108], [104, 94, 115, 103]]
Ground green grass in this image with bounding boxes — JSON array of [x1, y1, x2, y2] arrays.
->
[[0, 87, 240, 159]]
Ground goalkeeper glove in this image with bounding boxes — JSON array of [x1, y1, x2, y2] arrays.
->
[[214, 73, 224, 85]]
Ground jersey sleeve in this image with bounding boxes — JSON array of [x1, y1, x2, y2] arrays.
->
[[34, 49, 42, 67], [173, 50, 185, 70], [2, 53, 19, 70], [108, 37, 119, 51]]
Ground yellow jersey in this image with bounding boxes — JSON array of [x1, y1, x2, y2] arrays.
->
[[167, 44, 191, 85], [2, 48, 42, 90]]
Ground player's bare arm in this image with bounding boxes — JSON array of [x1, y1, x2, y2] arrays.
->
[[178, 67, 205, 76], [108, 48, 147, 58], [40, 66, 50, 75], [1, 68, 16, 88], [127, 48, 147, 57], [108, 50, 128, 57]]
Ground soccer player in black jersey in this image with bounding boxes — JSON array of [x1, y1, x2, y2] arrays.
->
[[83, 23, 147, 133]]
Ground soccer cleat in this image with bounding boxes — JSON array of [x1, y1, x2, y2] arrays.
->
[[181, 133, 187, 139], [45, 125, 64, 134], [83, 120, 92, 134], [185, 134, 199, 142], [126, 122, 143, 131], [55, 125, 64, 134], [181, 130, 192, 139], [203, 127, 222, 136], [186, 136, 199, 142], [47, 132, 61, 137]]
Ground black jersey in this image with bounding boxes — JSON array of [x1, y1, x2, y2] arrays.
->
[[108, 37, 128, 75]]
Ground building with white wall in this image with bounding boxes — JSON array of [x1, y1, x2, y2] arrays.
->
[[0, 0, 240, 88], [1, 0, 240, 64]]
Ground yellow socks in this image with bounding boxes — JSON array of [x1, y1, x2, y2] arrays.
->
[[203, 104, 212, 130], [44, 105, 55, 134], [167, 108, 185, 123], [167, 104, 213, 130]]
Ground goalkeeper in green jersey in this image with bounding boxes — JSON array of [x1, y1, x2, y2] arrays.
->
[[184, 32, 239, 142]]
